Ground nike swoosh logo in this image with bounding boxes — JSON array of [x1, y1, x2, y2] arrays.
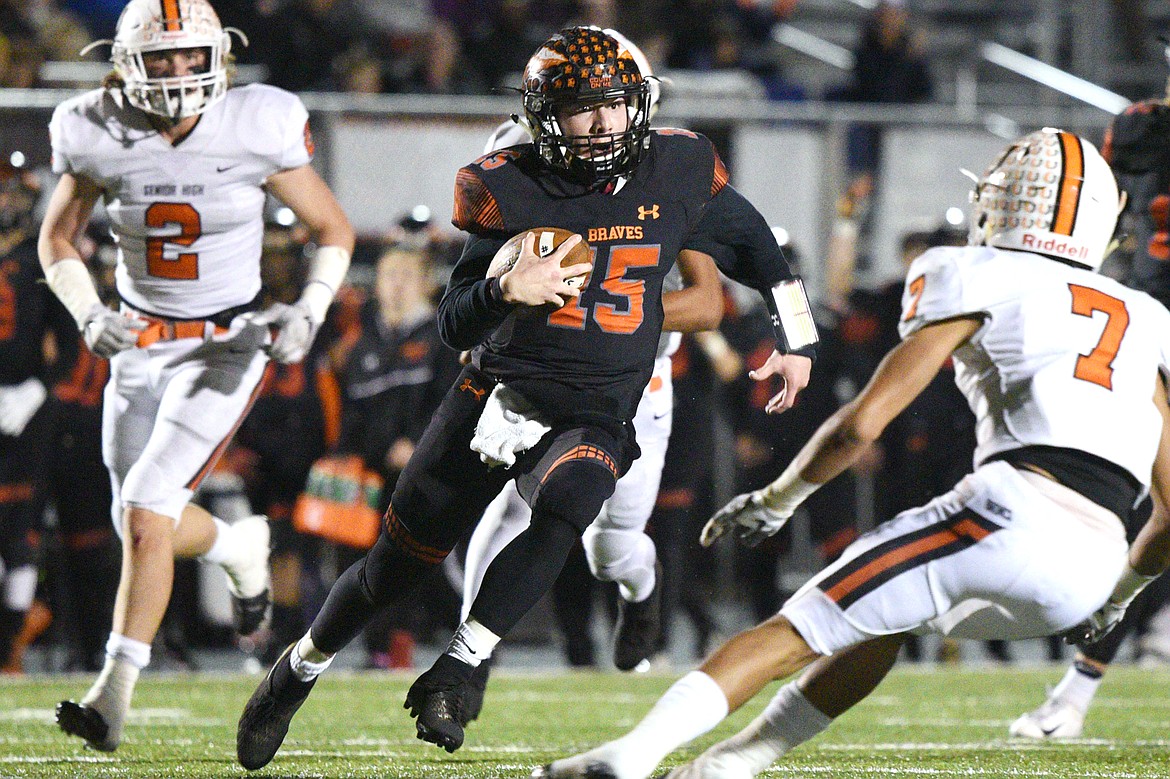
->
[[652, 411, 669, 420], [216, 164, 239, 173], [1039, 726, 1060, 737]]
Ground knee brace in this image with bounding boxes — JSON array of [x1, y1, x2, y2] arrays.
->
[[530, 457, 618, 536], [360, 505, 449, 604], [582, 525, 656, 584]]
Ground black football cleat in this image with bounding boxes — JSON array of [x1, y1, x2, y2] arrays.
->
[[613, 560, 664, 671], [56, 700, 116, 752], [461, 659, 492, 726], [233, 589, 270, 636], [404, 655, 473, 752], [236, 643, 316, 770]]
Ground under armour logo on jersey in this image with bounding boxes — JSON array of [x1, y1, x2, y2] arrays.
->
[[637, 204, 660, 220], [459, 378, 487, 401]]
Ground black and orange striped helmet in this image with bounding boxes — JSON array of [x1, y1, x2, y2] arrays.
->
[[969, 128, 1123, 271], [521, 26, 651, 183]]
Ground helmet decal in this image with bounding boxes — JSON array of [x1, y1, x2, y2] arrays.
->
[[521, 27, 651, 183], [161, 0, 183, 31], [969, 128, 1122, 272], [1051, 130, 1084, 237]]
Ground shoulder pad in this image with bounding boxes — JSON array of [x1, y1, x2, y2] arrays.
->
[[452, 165, 504, 233], [469, 147, 524, 173], [230, 84, 312, 165], [652, 129, 728, 196], [897, 246, 970, 338]]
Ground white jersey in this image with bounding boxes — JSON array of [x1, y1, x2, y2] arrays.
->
[[899, 245, 1170, 487], [49, 83, 313, 319]]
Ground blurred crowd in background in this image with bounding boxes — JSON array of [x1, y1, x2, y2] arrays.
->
[[9, 195, 1170, 677], [4, 0, 1170, 678], [2, 0, 930, 104]]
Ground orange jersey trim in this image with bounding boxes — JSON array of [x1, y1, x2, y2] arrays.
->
[[453, 168, 504, 232]]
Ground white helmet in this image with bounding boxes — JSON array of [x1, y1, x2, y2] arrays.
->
[[109, 0, 235, 120], [969, 128, 1123, 272]]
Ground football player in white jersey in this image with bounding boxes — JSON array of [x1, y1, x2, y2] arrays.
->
[[534, 129, 1170, 779], [37, 0, 354, 753], [458, 32, 718, 715]]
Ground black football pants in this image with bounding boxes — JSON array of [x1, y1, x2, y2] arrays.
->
[[311, 366, 629, 653]]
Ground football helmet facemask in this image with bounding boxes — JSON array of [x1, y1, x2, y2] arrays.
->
[[968, 128, 1123, 272], [521, 26, 651, 183], [103, 0, 239, 121]]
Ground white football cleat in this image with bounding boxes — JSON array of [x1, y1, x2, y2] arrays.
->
[[1008, 696, 1085, 739], [222, 515, 271, 634], [657, 749, 755, 778]]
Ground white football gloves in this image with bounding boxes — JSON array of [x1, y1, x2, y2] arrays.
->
[[253, 300, 319, 364], [0, 377, 47, 437], [701, 490, 794, 548], [82, 304, 145, 358]]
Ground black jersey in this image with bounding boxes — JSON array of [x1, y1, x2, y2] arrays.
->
[[440, 129, 729, 425], [0, 237, 77, 386], [1102, 99, 1170, 308], [338, 303, 462, 480]]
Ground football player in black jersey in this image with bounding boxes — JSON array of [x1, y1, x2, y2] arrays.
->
[[0, 157, 79, 669], [237, 26, 818, 770]]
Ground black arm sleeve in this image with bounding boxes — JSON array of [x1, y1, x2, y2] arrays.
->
[[683, 184, 797, 289], [436, 233, 516, 350]]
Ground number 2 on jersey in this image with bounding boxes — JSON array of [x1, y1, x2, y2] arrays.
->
[[145, 202, 201, 280], [1069, 284, 1129, 390]]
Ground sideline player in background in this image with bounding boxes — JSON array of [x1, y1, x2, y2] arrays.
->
[[534, 128, 1170, 779], [1009, 47, 1170, 740], [237, 26, 817, 770], [459, 30, 720, 708], [0, 156, 78, 670], [38, 0, 353, 752]]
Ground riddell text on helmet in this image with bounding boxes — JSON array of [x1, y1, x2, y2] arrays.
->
[[1020, 233, 1090, 262]]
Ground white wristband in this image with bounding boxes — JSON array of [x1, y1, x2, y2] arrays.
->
[[300, 245, 351, 323], [43, 258, 103, 328], [759, 473, 819, 516]]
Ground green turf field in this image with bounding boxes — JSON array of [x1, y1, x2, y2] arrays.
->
[[1, 665, 1168, 778]]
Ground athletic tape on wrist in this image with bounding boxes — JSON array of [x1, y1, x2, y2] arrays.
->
[[44, 258, 103, 328], [766, 277, 818, 353]]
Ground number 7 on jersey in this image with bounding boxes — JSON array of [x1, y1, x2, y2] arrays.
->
[[1069, 283, 1129, 390]]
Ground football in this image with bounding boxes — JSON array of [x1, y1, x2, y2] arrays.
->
[[487, 227, 591, 289]]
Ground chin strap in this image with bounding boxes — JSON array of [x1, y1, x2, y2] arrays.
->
[[766, 277, 819, 358]]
